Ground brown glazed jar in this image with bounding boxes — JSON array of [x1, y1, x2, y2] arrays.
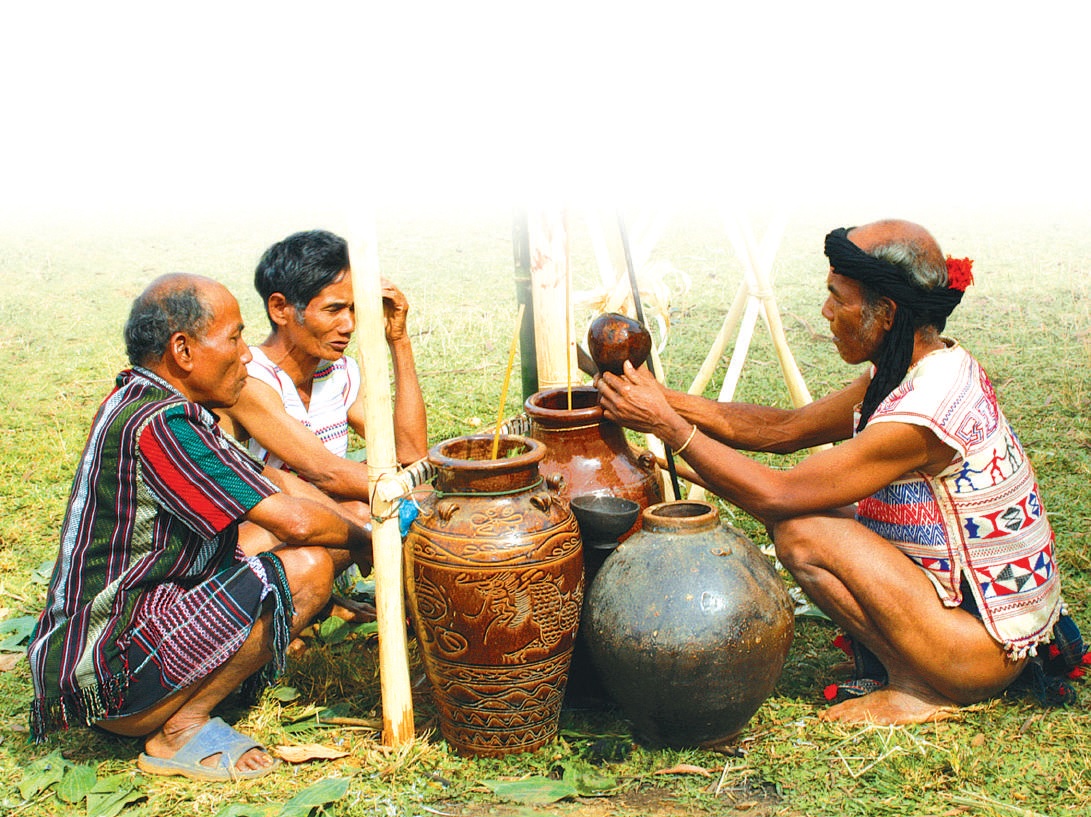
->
[[583, 500, 794, 748], [524, 385, 663, 540], [403, 434, 584, 756]]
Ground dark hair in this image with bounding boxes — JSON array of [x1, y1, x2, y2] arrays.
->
[[124, 278, 213, 366], [254, 230, 350, 328]]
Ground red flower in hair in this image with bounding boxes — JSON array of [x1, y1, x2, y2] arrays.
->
[[946, 256, 974, 292]]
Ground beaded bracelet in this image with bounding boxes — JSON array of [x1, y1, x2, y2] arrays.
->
[[673, 424, 699, 455]]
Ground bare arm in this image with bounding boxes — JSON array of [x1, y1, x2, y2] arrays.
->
[[597, 362, 955, 525], [221, 378, 373, 501], [346, 279, 429, 466], [244, 488, 371, 556], [658, 371, 869, 453]]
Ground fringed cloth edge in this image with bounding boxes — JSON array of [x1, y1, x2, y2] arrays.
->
[[29, 551, 296, 742]]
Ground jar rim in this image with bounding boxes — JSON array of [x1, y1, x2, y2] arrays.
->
[[642, 500, 719, 532]]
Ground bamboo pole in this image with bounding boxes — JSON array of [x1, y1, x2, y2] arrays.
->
[[346, 216, 414, 748], [493, 303, 526, 459], [512, 208, 539, 401], [687, 280, 750, 397], [527, 209, 576, 390], [723, 214, 815, 408]]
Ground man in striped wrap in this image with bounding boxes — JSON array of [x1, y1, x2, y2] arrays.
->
[[28, 273, 373, 781], [597, 219, 1082, 725]]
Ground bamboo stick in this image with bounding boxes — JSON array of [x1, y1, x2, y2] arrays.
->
[[346, 216, 414, 748], [493, 303, 526, 459], [512, 208, 539, 401], [528, 209, 576, 389], [687, 278, 750, 397]]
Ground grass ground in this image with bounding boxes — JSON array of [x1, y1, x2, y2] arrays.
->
[[1, 204, 1089, 816]]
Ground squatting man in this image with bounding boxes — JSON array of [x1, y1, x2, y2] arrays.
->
[[597, 218, 1075, 725], [28, 274, 374, 780]]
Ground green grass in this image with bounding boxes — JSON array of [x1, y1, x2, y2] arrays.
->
[[1, 205, 1089, 816]]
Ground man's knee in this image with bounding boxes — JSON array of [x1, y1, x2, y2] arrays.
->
[[770, 516, 816, 573], [276, 546, 336, 618]]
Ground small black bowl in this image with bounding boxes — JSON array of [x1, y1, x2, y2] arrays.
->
[[570, 494, 640, 545]]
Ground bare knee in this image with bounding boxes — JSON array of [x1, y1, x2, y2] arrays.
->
[[338, 500, 371, 527], [770, 516, 820, 575], [275, 546, 336, 625]]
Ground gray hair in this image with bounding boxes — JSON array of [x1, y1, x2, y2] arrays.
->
[[868, 240, 948, 291], [124, 277, 213, 366]]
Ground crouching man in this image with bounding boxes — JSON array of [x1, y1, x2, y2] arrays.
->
[[28, 274, 372, 781]]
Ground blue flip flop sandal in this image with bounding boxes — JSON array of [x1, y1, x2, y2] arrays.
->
[[137, 717, 278, 782]]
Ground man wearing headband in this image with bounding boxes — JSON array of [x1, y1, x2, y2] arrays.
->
[[596, 219, 1081, 725]]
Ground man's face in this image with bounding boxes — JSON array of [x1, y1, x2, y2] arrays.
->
[[821, 270, 885, 366], [188, 286, 252, 408], [285, 271, 356, 361]]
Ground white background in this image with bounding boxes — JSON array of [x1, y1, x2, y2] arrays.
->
[[2, 2, 1088, 223]]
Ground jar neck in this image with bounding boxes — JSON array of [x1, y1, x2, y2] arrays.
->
[[642, 501, 720, 534]]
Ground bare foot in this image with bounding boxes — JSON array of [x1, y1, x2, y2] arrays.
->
[[820, 686, 957, 725], [145, 720, 274, 774]]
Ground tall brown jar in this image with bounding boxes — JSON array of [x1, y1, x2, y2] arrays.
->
[[404, 434, 584, 756], [524, 385, 663, 540]]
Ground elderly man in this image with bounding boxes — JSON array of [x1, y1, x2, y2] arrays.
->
[[216, 231, 427, 610], [597, 219, 1077, 724], [28, 274, 373, 781]]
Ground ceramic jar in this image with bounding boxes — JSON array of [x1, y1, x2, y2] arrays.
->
[[524, 385, 663, 540], [583, 500, 795, 748], [403, 434, 584, 756], [525, 385, 665, 706]]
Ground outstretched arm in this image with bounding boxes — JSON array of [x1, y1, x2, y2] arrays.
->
[[654, 370, 868, 453], [597, 362, 954, 525], [244, 487, 372, 558], [221, 378, 373, 501]]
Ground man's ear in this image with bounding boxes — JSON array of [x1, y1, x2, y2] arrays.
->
[[168, 331, 195, 372], [267, 293, 293, 327], [878, 297, 897, 331]]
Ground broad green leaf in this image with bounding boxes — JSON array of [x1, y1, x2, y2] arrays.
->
[[57, 764, 98, 804], [19, 750, 71, 799], [561, 763, 619, 796], [278, 777, 351, 817], [349, 621, 378, 637], [0, 615, 37, 652], [271, 686, 300, 702], [317, 617, 350, 645], [481, 776, 578, 805], [86, 774, 144, 817], [31, 561, 55, 584], [282, 706, 346, 733]]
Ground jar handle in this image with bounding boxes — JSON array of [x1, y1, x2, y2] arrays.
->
[[545, 472, 566, 494], [436, 499, 460, 523], [530, 492, 554, 512], [638, 450, 658, 473]]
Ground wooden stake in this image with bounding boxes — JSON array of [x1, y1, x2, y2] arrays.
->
[[346, 216, 414, 748]]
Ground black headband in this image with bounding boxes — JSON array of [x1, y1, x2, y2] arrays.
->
[[823, 227, 963, 324], [823, 227, 963, 432]]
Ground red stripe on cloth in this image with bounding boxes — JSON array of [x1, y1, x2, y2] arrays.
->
[[139, 427, 235, 531]]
